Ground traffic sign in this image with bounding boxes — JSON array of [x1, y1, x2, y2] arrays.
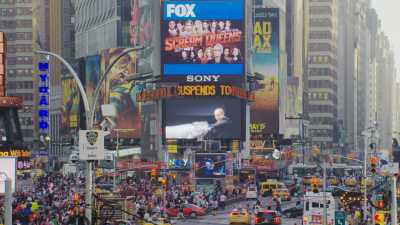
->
[[79, 130, 105, 160], [335, 211, 346, 225]]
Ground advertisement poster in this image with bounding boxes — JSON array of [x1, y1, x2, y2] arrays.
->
[[161, 0, 245, 83], [164, 98, 243, 140], [195, 153, 226, 178], [84, 55, 102, 124], [61, 77, 80, 132], [101, 48, 141, 138], [250, 8, 279, 137], [129, 0, 154, 74]]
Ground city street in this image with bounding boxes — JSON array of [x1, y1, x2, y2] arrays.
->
[[173, 198, 302, 225]]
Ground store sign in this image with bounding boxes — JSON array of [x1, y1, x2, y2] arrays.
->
[[38, 61, 50, 133], [168, 158, 192, 169], [0, 147, 32, 170], [136, 84, 254, 102], [0, 32, 6, 96]]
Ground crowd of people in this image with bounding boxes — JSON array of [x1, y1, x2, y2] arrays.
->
[[10, 172, 87, 225], [0, 171, 245, 225]]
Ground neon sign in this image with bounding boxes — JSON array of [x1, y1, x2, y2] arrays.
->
[[38, 61, 49, 132]]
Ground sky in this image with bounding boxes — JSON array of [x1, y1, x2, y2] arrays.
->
[[371, 0, 400, 73]]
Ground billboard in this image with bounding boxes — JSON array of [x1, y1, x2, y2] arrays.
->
[[161, 0, 245, 83], [85, 55, 102, 124], [0, 147, 32, 170], [101, 48, 141, 138], [61, 77, 80, 134], [250, 8, 279, 137], [164, 98, 243, 140], [195, 153, 226, 178]]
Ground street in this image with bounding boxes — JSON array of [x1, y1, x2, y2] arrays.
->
[[173, 198, 302, 225]]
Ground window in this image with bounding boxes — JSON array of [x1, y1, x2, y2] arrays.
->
[[306, 202, 309, 211], [312, 202, 319, 208]]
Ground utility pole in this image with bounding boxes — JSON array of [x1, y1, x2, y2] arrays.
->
[[3, 175, 11, 225], [392, 174, 398, 225], [321, 144, 328, 225]]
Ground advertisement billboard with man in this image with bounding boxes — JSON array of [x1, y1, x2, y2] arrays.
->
[[163, 98, 244, 140], [250, 8, 280, 137], [195, 153, 226, 178], [161, 0, 245, 83]]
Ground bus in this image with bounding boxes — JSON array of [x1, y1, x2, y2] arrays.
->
[[303, 192, 336, 225]]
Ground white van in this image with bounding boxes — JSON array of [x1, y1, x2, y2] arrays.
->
[[303, 192, 335, 225], [246, 185, 258, 199]]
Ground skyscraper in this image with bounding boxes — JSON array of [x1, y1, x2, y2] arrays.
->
[[2, 0, 37, 148], [307, 0, 338, 146]]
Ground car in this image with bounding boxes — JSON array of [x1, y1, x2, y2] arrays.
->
[[282, 205, 303, 218], [165, 204, 206, 218], [228, 208, 251, 225], [327, 176, 339, 186], [272, 188, 291, 201], [254, 210, 281, 225], [246, 185, 258, 199], [344, 177, 358, 186]]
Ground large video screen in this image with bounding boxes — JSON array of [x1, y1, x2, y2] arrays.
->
[[164, 98, 243, 140], [195, 153, 226, 178], [161, 0, 245, 83]]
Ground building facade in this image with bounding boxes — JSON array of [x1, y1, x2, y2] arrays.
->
[[306, 0, 338, 146], [1, 0, 36, 148]]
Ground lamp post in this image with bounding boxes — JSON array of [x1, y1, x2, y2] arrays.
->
[[35, 46, 146, 224], [0, 172, 12, 225]]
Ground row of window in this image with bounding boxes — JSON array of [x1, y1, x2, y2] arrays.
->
[[7, 44, 33, 53], [310, 129, 334, 137], [0, 19, 31, 29], [309, 43, 336, 52], [309, 68, 337, 77], [8, 69, 33, 76], [75, 0, 115, 32], [0, 7, 31, 16], [308, 104, 336, 114], [310, 6, 333, 16], [308, 80, 337, 89], [7, 81, 33, 89], [14, 92, 33, 101], [309, 55, 337, 65], [20, 116, 33, 126], [6, 56, 32, 65]]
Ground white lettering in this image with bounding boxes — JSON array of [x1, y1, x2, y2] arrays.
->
[[186, 75, 221, 82], [166, 4, 196, 18]]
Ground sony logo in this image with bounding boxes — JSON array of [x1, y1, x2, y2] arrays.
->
[[186, 75, 221, 82], [166, 4, 196, 18]]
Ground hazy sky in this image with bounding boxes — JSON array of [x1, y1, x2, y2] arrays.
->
[[371, 0, 400, 73]]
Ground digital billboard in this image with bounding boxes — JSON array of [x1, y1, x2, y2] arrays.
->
[[250, 8, 279, 137], [164, 98, 243, 140], [195, 153, 226, 178], [161, 0, 245, 83], [101, 48, 141, 138]]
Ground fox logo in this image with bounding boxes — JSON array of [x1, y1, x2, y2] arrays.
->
[[166, 4, 196, 18]]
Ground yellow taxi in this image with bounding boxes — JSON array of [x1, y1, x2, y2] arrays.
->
[[273, 188, 291, 201], [328, 176, 339, 186], [304, 176, 322, 186], [344, 177, 358, 187], [142, 217, 172, 225], [260, 179, 285, 196], [228, 208, 251, 225]]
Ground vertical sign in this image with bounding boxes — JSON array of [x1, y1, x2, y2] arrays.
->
[[250, 8, 279, 138], [161, 0, 245, 83], [0, 32, 6, 96], [38, 61, 50, 134]]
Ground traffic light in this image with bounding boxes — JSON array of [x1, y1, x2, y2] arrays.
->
[[374, 211, 385, 225], [370, 156, 378, 173], [312, 184, 318, 193]]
